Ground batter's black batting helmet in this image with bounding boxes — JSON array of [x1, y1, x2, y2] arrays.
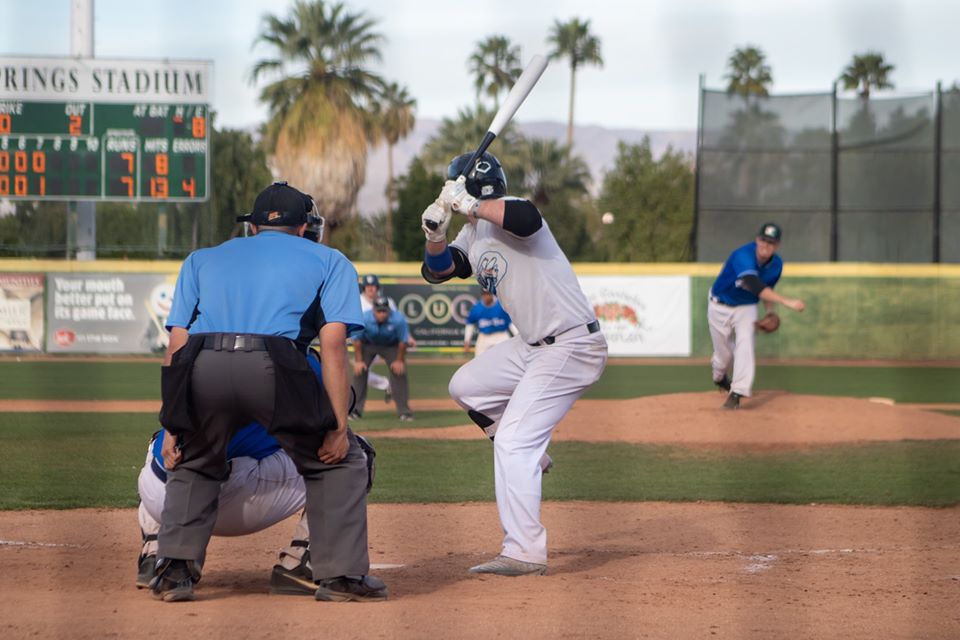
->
[[447, 151, 507, 200]]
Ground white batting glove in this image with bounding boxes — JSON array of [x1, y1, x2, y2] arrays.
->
[[421, 201, 451, 243], [438, 178, 479, 216]]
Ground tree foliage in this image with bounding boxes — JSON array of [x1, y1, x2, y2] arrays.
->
[[725, 45, 773, 97], [546, 18, 603, 149], [597, 139, 694, 262], [840, 51, 895, 98], [250, 0, 386, 236], [468, 36, 522, 109]]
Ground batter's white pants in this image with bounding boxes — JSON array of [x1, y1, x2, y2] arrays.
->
[[448, 326, 608, 565], [137, 444, 307, 559], [707, 297, 758, 397], [474, 330, 511, 356]]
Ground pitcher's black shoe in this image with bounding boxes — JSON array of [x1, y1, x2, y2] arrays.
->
[[722, 392, 742, 410], [315, 575, 388, 602], [714, 375, 731, 392]]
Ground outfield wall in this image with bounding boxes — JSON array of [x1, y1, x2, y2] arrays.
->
[[1, 260, 958, 359]]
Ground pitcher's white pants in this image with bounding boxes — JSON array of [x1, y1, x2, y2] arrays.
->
[[707, 297, 759, 397], [448, 329, 607, 564], [137, 445, 306, 557]]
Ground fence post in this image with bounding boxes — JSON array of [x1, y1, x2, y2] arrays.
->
[[691, 74, 704, 261], [830, 82, 839, 261], [933, 81, 942, 263]]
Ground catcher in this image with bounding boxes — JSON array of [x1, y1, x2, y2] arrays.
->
[[707, 223, 806, 409]]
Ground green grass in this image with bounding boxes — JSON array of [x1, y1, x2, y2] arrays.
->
[[348, 410, 467, 431], [2, 360, 960, 403], [2, 412, 957, 509]]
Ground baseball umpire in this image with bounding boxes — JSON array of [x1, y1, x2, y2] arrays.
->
[[708, 222, 806, 409], [152, 181, 386, 603]]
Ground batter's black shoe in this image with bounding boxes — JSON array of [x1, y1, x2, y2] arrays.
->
[[714, 375, 731, 392], [722, 392, 742, 410], [315, 575, 388, 602], [384, 388, 392, 404], [136, 553, 156, 589], [269, 551, 316, 596], [150, 558, 199, 602]]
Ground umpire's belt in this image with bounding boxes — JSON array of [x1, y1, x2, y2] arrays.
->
[[201, 333, 269, 352], [529, 320, 600, 347]]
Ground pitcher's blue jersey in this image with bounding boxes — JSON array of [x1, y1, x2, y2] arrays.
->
[[710, 242, 782, 306]]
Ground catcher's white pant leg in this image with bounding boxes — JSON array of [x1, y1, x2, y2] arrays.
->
[[730, 304, 759, 397], [138, 448, 306, 537], [450, 332, 607, 565]]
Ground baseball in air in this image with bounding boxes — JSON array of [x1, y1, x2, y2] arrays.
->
[[601, 212, 615, 225]]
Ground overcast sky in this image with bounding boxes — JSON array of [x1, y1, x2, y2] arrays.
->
[[4, 0, 959, 131]]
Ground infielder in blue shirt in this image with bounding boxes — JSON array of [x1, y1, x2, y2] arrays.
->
[[708, 223, 806, 409], [463, 291, 516, 356], [351, 296, 414, 421]]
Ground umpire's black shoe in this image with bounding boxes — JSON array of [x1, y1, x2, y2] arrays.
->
[[150, 558, 199, 602], [714, 375, 732, 392], [269, 551, 316, 596], [722, 392, 742, 410], [136, 553, 156, 589], [315, 575, 388, 602]]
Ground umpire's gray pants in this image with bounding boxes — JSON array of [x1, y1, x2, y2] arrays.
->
[[157, 349, 370, 581], [352, 342, 411, 416]]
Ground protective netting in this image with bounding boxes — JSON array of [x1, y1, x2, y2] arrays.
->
[[697, 88, 952, 262]]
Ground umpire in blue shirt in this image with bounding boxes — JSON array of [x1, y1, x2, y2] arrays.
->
[[351, 296, 414, 421], [153, 182, 387, 603]]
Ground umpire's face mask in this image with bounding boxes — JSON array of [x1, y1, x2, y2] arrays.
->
[[303, 214, 325, 243]]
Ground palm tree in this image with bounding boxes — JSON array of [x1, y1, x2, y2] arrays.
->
[[370, 82, 416, 253], [724, 45, 773, 97], [518, 138, 591, 207], [546, 18, 603, 149], [468, 36, 522, 109], [250, 0, 386, 241], [840, 52, 895, 98], [419, 106, 524, 176]]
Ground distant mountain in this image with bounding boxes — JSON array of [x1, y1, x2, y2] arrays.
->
[[356, 119, 695, 216]]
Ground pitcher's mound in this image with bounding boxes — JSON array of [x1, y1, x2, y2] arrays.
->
[[374, 392, 960, 447]]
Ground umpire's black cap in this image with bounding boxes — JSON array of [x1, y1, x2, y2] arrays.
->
[[373, 295, 390, 311], [758, 222, 782, 243], [246, 181, 311, 226]]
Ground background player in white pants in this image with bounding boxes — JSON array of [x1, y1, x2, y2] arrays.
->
[[708, 223, 806, 409], [463, 290, 517, 356], [357, 274, 394, 400], [421, 151, 608, 576]]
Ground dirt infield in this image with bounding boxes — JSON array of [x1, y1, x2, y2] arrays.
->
[[1, 504, 958, 639], [1, 392, 959, 639]]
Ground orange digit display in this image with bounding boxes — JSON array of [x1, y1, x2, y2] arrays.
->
[[191, 116, 206, 139], [120, 152, 134, 173], [150, 176, 169, 198], [69, 115, 82, 136], [14, 175, 27, 196], [39, 176, 45, 196], [32, 151, 45, 173], [120, 176, 134, 197], [0, 151, 7, 172], [14, 151, 27, 173], [155, 153, 169, 175], [181, 177, 196, 198], [0, 114, 10, 134], [0, 176, 8, 195]]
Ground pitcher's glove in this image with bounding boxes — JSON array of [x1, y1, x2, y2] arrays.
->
[[755, 312, 781, 333]]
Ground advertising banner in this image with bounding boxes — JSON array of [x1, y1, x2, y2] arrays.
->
[[381, 282, 481, 350], [46, 272, 176, 354], [0, 272, 44, 352], [579, 275, 691, 356]]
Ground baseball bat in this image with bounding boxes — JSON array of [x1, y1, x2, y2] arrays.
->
[[425, 54, 549, 230]]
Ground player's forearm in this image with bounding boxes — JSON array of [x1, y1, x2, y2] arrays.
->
[[396, 342, 407, 362], [163, 327, 189, 366], [320, 327, 350, 430], [759, 287, 804, 311], [352, 340, 364, 363]]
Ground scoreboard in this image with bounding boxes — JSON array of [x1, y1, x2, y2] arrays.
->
[[0, 100, 209, 202]]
